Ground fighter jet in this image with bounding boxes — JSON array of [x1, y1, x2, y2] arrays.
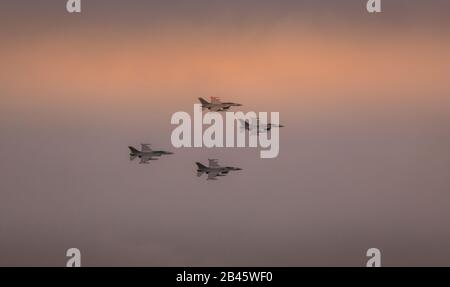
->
[[239, 118, 284, 134], [195, 159, 242, 180], [128, 144, 173, 164], [198, 97, 242, 112]]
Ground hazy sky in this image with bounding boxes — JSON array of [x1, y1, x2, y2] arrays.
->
[[1, 0, 450, 266]]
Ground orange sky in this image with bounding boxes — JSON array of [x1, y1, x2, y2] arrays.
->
[[2, 26, 449, 109], [2, 0, 450, 267]]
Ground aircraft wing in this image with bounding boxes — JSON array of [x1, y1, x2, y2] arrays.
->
[[139, 155, 155, 164], [249, 129, 260, 136], [207, 170, 219, 180], [210, 97, 222, 104], [239, 119, 250, 129], [210, 105, 223, 112], [208, 159, 220, 168], [141, 144, 152, 152], [257, 125, 270, 133]]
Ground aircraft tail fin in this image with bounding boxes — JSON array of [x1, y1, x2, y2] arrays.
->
[[198, 97, 209, 106], [196, 162, 207, 170], [128, 146, 140, 161], [128, 146, 140, 153]]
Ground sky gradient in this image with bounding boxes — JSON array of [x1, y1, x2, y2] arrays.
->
[[1, 0, 450, 266]]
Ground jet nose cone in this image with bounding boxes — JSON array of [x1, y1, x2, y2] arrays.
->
[[279, 125, 285, 128]]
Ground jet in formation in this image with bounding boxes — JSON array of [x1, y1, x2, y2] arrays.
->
[[128, 144, 173, 164], [198, 97, 242, 112], [195, 159, 242, 180], [239, 118, 284, 134]]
